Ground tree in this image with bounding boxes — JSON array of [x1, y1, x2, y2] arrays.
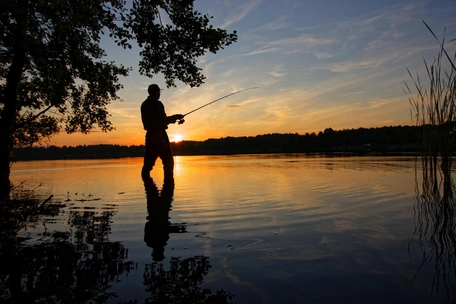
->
[[0, 0, 238, 200]]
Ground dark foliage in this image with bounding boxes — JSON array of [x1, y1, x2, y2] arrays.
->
[[0, 0, 237, 200], [14, 125, 420, 160]]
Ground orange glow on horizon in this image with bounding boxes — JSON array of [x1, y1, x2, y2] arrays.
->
[[170, 134, 184, 143]]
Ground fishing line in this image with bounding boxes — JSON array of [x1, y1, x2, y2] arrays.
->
[[178, 87, 261, 124]]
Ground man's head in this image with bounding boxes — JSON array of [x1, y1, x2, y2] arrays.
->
[[148, 84, 161, 98]]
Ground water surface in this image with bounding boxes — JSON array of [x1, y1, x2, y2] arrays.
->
[[5, 154, 455, 303]]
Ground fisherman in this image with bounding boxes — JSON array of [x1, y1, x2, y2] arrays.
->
[[141, 84, 184, 183]]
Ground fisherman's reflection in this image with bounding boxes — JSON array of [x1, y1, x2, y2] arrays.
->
[[143, 177, 186, 261]]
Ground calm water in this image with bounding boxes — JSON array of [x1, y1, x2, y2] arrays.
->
[[4, 154, 456, 303]]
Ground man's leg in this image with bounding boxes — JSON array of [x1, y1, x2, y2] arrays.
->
[[142, 136, 158, 179], [142, 156, 157, 179], [160, 146, 175, 184]]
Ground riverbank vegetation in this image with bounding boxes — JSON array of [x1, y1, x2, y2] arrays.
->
[[13, 125, 418, 161], [405, 22, 456, 301], [405, 21, 456, 183]]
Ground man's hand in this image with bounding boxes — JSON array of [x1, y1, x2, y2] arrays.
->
[[169, 114, 184, 124]]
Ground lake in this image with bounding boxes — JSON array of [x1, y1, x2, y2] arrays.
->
[[3, 154, 456, 303]]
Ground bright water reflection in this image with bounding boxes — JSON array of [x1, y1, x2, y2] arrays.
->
[[3, 154, 456, 303]]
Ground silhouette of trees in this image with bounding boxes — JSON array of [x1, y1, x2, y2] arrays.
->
[[171, 126, 418, 154], [12, 125, 419, 161], [0, 0, 238, 200]]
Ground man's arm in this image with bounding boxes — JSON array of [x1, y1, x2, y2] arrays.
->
[[167, 114, 184, 124]]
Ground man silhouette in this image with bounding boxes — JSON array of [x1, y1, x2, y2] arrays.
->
[[141, 84, 184, 183]]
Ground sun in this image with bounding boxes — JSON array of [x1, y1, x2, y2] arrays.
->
[[172, 134, 184, 142]]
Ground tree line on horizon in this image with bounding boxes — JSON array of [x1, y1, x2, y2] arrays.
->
[[14, 125, 419, 161]]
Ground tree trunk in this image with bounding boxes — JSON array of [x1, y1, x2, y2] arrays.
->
[[0, 2, 28, 201], [0, 125, 12, 201]]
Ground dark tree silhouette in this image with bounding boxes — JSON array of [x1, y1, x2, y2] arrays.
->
[[0, 0, 237, 200], [13, 125, 420, 160]]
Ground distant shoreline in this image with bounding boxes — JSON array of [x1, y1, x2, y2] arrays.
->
[[13, 149, 420, 162], [14, 126, 421, 161]]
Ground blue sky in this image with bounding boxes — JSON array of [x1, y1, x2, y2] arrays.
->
[[51, 0, 456, 146]]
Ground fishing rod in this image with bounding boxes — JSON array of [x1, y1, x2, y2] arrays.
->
[[178, 87, 261, 124]]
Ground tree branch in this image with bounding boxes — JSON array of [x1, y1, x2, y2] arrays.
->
[[15, 104, 55, 129]]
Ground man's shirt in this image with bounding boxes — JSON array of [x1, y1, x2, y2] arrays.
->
[[141, 96, 168, 131]]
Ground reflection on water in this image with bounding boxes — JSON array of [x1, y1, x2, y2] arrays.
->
[[409, 158, 456, 302], [143, 177, 186, 261], [4, 155, 456, 303], [141, 177, 234, 302], [144, 256, 234, 303], [0, 199, 135, 303], [69, 203, 117, 244], [0, 170, 234, 303]]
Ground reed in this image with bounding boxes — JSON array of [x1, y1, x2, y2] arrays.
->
[[406, 22, 456, 301], [404, 21, 456, 181]]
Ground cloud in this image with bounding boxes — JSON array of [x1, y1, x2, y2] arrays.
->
[[219, 0, 263, 28], [335, 1, 427, 52], [108, 107, 139, 120], [280, 1, 429, 62], [269, 65, 285, 78], [279, 94, 411, 134], [260, 66, 286, 86], [329, 58, 390, 73], [255, 14, 291, 31], [198, 47, 278, 78], [241, 47, 279, 57], [314, 52, 333, 60], [263, 35, 335, 51]]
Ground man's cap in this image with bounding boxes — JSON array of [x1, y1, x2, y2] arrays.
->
[[148, 84, 161, 94]]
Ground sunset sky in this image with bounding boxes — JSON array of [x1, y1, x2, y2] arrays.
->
[[49, 0, 456, 147]]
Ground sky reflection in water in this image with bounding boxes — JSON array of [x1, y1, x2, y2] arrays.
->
[[5, 154, 456, 303]]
